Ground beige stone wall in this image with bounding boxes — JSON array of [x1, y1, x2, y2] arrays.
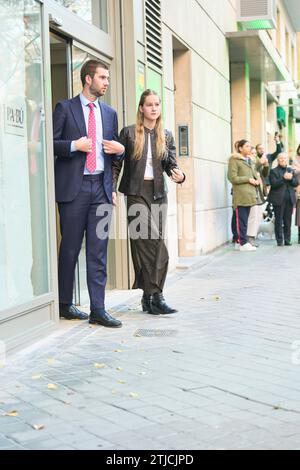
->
[[160, 0, 236, 256]]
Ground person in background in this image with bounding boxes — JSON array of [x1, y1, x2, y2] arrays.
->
[[256, 133, 284, 177], [230, 141, 240, 249], [292, 144, 300, 244], [268, 153, 298, 247], [228, 140, 263, 252], [247, 147, 270, 247], [256, 133, 284, 220]]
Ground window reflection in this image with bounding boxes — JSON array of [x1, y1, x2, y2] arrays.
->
[[0, 0, 49, 311], [55, 0, 108, 32]]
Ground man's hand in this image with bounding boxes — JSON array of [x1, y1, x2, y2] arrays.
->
[[284, 172, 293, 180], [103, 140, 124, 155], [75, 137, 93, 153], [170, 168, 185, 183], [112, 192, 117, 207], [249, 178, 259, 186], [274, 135, 282, 144], [259, 155, 269, 166]]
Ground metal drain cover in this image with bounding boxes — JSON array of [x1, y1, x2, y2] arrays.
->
[[134, 329, 178, 337]]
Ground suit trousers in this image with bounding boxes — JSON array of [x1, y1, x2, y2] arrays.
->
[[273, 199, 294, 244], [58, 173, 112, 310]]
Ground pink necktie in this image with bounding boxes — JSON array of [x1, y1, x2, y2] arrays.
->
[[86, 102, 97, 173]]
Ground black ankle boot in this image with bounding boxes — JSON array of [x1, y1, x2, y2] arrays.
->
[[141, 294, 158, 315], [151, 293, 178, 315]]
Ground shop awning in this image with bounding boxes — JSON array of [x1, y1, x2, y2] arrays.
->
[[226, 30, 292, 83], [277, 106, 287, 128]]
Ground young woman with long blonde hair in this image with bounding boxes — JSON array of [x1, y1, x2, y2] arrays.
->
[[112, 89, 185, 315]]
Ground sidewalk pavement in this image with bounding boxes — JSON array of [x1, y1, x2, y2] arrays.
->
[[1, 238, 300, 450]]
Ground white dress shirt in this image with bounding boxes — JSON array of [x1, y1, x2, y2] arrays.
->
[[71, 93, 105, 174], [144, 133, 154, 179]]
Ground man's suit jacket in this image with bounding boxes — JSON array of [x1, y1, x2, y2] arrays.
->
[[53, 95, 123, 203], [268, 166, 298, 206]]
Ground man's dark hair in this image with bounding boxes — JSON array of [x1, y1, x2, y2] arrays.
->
[[80, 60, 108, 87]]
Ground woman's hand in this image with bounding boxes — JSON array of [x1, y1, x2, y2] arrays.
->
[[103, 140, 125, 155], [170, 168, 185, 183], [112, 192, 117, 207], [249, 178, 259, 186]]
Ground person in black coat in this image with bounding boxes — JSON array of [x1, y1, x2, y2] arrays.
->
[[268, 153, 299, 246]]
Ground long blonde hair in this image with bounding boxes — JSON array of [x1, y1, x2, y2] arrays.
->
[[133, 89, 166, 160]]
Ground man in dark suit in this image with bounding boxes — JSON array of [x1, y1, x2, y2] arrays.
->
[[53, 60, 124, 327], [268, 153, 298, 247]]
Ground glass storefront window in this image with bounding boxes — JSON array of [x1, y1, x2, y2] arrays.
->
[[0, 0, 50, 312], [55, 0, 108, 32]]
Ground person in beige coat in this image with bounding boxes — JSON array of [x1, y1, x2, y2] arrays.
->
[[292, 144, 300, 243], [228, 139, 262, 252]]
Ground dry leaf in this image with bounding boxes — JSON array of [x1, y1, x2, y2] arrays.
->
[[213, 296, 221, 301], [32, 424, 45, 431], [118, 380, 126, 384], [4, 410, 18, 417], [94, 363, 106, 369], [47, 358, 56, 365], [111, 390, 118, 395], [63, 401, 72, 405], [47, 383, 58, 390], [116, 367, 123, 371], [129, 392, 139, 398], [114, 349, 123, 353], [31, 374, 42, 380]]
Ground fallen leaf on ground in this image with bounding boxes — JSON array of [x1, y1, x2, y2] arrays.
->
[[118, 380, 126, 384], [32, 424, 45, 431], [114, 349, 123, 353], [94, 363, 106, 369], [213, 296, 221, 301], [63, 401, 72, 405], [129, 392, 139, 398], [47, 358, 56, 365], [116, 367, 123, 371], [47, 383, 58, 390], [31, 374, 42, 380], [4, 410, 18, 417]]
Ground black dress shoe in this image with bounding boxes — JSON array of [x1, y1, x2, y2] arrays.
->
[[59, 304, 89, 320], [151, 293, 178, 315], [89, 309, 122, 328], [284, 241, 292, 246], [141, 294, 159, 315], [277, 242, 284, 246]]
